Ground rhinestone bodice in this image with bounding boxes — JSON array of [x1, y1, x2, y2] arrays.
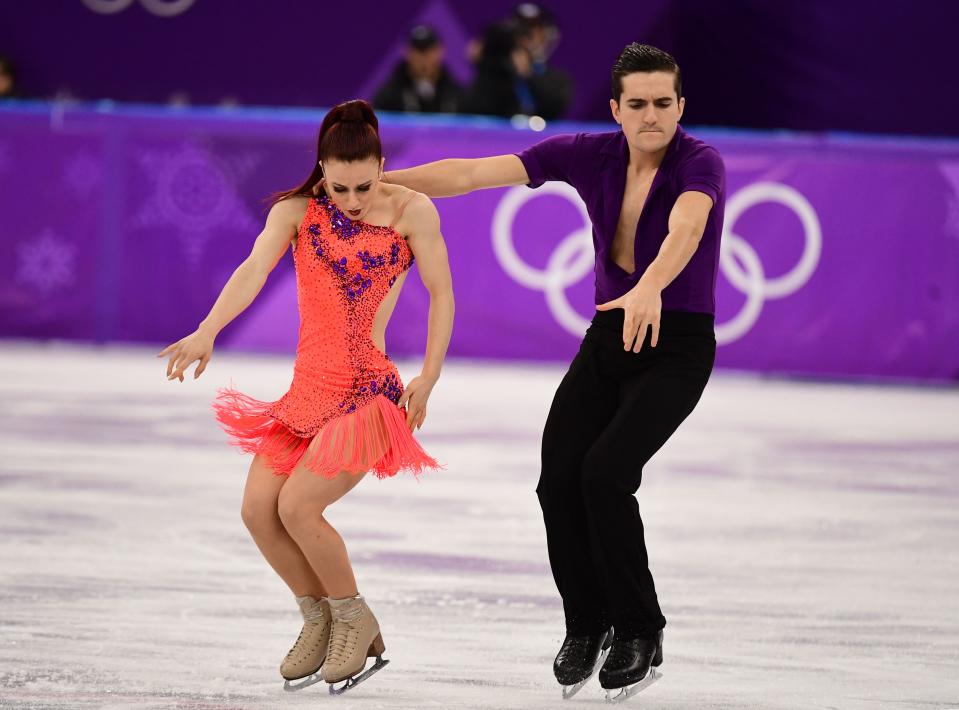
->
[[266, 195, 415, 436]]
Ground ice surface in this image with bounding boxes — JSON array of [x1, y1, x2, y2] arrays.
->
[[1, 342, 958, 709]]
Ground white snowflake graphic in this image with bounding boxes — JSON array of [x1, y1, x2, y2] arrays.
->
[[16, 230, 78, 296], [132, 143, 259, 268]]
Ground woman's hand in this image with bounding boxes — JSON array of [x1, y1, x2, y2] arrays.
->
[[157, 328, 215, 382], [397, 373, 437, 431]]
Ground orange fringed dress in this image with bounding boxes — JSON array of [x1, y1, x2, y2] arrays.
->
[[212, 194, 440, 479]]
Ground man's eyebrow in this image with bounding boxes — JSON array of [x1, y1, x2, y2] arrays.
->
[[627, 97, 673, 103]]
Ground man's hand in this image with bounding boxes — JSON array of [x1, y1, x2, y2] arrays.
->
[[596, 277, 663, 353]]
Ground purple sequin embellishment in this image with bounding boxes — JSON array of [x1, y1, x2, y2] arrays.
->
[[379, 372, 403, 404], [345, 273, 373, 300], [335, 372, 403, 415], [358, 249, 386, 270], [321, 195, 363, 241], [307, 194, 412, 302]]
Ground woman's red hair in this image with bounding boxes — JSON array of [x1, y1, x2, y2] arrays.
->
[[272, 99, 382, 205]]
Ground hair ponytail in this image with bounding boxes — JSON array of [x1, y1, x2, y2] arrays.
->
[[271, 99, 382, 206]]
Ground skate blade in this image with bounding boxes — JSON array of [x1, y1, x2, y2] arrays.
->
[[328, 656, 390, 696], [283, 670, 324, 692], [604, 667, 662, 704], [561, 644, 612, 699]]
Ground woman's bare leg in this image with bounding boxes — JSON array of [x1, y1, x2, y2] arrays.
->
[[240, 454, 326, 597], [277, 465, 366, 600]]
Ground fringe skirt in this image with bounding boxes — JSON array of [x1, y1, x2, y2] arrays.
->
[[212, 387, 441, 479]]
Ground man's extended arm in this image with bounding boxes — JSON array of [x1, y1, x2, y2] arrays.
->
[[643, 191, 714, 294], [384, 155, 529, 198]]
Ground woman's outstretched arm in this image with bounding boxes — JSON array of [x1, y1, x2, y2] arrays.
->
[[395, 194, 455, 430], [158, 197, 307, 381], [384, 155, 529, 198]]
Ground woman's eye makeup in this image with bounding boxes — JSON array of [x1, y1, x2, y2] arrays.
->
[[332, 186, 371, 193]]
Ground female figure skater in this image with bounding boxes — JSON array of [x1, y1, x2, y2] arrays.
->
[[157, 100, 454, 694]]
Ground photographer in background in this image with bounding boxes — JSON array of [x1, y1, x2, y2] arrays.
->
[[373, 26, 464, 114]]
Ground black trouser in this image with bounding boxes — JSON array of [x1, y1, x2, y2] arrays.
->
[[536, 309, 715, 640]]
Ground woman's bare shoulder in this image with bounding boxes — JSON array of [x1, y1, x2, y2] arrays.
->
[[268, 196, 311, 248], [397, 191, 439, 236], [271, 194, 311, 221], [381, 182, 419, 205]]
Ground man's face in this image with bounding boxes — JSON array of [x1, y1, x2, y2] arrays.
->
[[610, 71, 685, 155], [406, 45, 444, 82], [321, 157, 384, 221]]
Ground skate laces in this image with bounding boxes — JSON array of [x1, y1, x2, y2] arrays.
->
[[285, 611, 328, 661], [285, 629, 306, 661], [286, 627, 312, 660], [327, 605, 363, 662]]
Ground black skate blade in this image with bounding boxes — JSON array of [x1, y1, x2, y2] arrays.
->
[[561, 641, 612, 700], [604, 667, 662, 704], [283, 670, 324, 692], [328, 656, 390, 696]]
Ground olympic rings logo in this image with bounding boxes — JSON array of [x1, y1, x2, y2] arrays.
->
[[716, 182, 821, 342], [81, 0, 196, 16], [491, 181, 822, 344], [492, 182, 595, 336]]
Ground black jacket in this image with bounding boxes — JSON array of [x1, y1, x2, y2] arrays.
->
[[373, 60, 464, 114], [461, 61, 572, 120]]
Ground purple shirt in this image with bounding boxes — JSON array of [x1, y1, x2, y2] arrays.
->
[[515, 125, 725, 314]]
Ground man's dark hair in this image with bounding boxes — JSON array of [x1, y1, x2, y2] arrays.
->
[[408, 25, 440, 51], [611, 43, 682, 102]]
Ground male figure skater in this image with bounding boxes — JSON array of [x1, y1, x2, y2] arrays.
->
[[386, 43, 725, 701]]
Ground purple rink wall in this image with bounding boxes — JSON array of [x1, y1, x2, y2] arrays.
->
[[1, 103, 958, 382]]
